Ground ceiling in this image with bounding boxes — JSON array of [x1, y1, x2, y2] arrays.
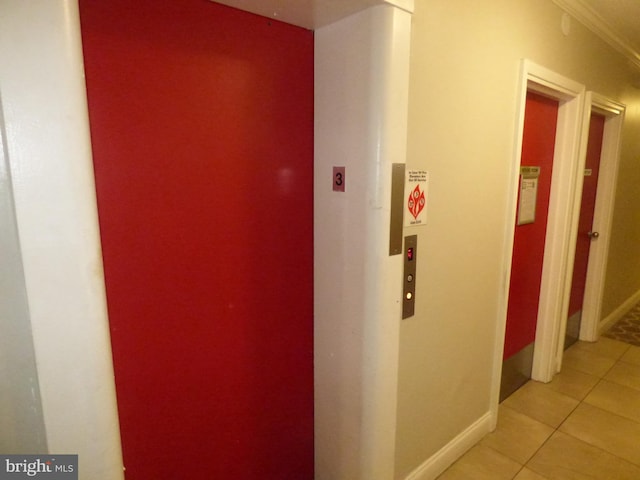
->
[[214, 0, 640, 69], [553, 0, 640, 68], [212, 0, 411, 30]]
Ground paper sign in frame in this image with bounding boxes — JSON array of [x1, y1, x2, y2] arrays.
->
[[517, 166, 540, 225]]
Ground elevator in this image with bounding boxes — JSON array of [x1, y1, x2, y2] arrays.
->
[[80, 2, 313, 478]]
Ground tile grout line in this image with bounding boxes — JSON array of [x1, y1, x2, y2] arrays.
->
[[527, 344, 640, 476], [514, 340, 636, 479], [441, 340, 640, 479]]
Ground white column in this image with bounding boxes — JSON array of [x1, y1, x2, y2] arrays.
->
[[314, 3, 413, 478], [0, 1, 124, 478]]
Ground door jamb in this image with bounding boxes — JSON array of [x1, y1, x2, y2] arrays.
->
[[570, 94, 625, 343], [492, 60, 585, 418]]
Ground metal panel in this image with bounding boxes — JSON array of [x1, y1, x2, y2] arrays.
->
[[500, 342, 534, 401], [402, 235, 417, 319], [389, 163, 405, 255]]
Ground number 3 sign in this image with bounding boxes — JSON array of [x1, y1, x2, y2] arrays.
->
[[333, 166, 346, 192]]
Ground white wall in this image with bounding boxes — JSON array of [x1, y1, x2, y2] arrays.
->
[[395, 0, 640, 478], [0, 1, 123, 478], [314, 4, 412, 479], [0, 99, 46, 453]]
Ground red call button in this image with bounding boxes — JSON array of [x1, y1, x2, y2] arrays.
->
[[407, 247, 414, 261]]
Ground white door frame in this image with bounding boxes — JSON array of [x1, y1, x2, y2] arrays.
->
[[567, 94, 626, 343], [493, 60, 585, 414]]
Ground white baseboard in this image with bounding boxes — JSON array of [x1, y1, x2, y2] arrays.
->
[[598, 288, 640, 335], [404, 411, 494, 480]]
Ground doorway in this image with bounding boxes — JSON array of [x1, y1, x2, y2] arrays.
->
[[501, 91, 559, 400], [80, 1, 314, 479], [565, 112, 605, 348], [497, 61, 585, 403], [571, 94, 626, 343]]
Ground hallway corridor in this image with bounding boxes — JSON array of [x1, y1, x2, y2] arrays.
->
[[438, 338, 640, 479]]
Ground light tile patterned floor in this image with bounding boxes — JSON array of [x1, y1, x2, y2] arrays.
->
[[437, 338, 640, 479]]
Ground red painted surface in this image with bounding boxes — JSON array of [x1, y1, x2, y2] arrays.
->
[[568, 113, 605, 316], [504, 92, 559, 360], [79, 2, 313, 479]]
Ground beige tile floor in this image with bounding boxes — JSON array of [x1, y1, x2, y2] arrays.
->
[[437, 338, 640, 479]]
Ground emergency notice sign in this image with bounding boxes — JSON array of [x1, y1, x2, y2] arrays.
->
[[405, 170, 429, 227]]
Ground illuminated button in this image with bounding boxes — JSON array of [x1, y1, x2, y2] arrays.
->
[[406, 292, 413, 300]]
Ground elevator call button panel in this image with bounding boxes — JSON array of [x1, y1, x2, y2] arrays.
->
[[402, 235, 417, 319]]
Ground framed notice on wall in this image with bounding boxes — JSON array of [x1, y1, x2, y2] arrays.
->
[[517, 166, 540, 225], [404, 170, 429, 227]]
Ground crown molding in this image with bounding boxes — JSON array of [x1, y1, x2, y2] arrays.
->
[[552, 0, 640, 70], [212, 0, 413, 30]]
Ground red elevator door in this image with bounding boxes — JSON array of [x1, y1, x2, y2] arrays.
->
[[565, 112, 605, 347], [80, 2, 314, 479], [502, 91, 559, 399]]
